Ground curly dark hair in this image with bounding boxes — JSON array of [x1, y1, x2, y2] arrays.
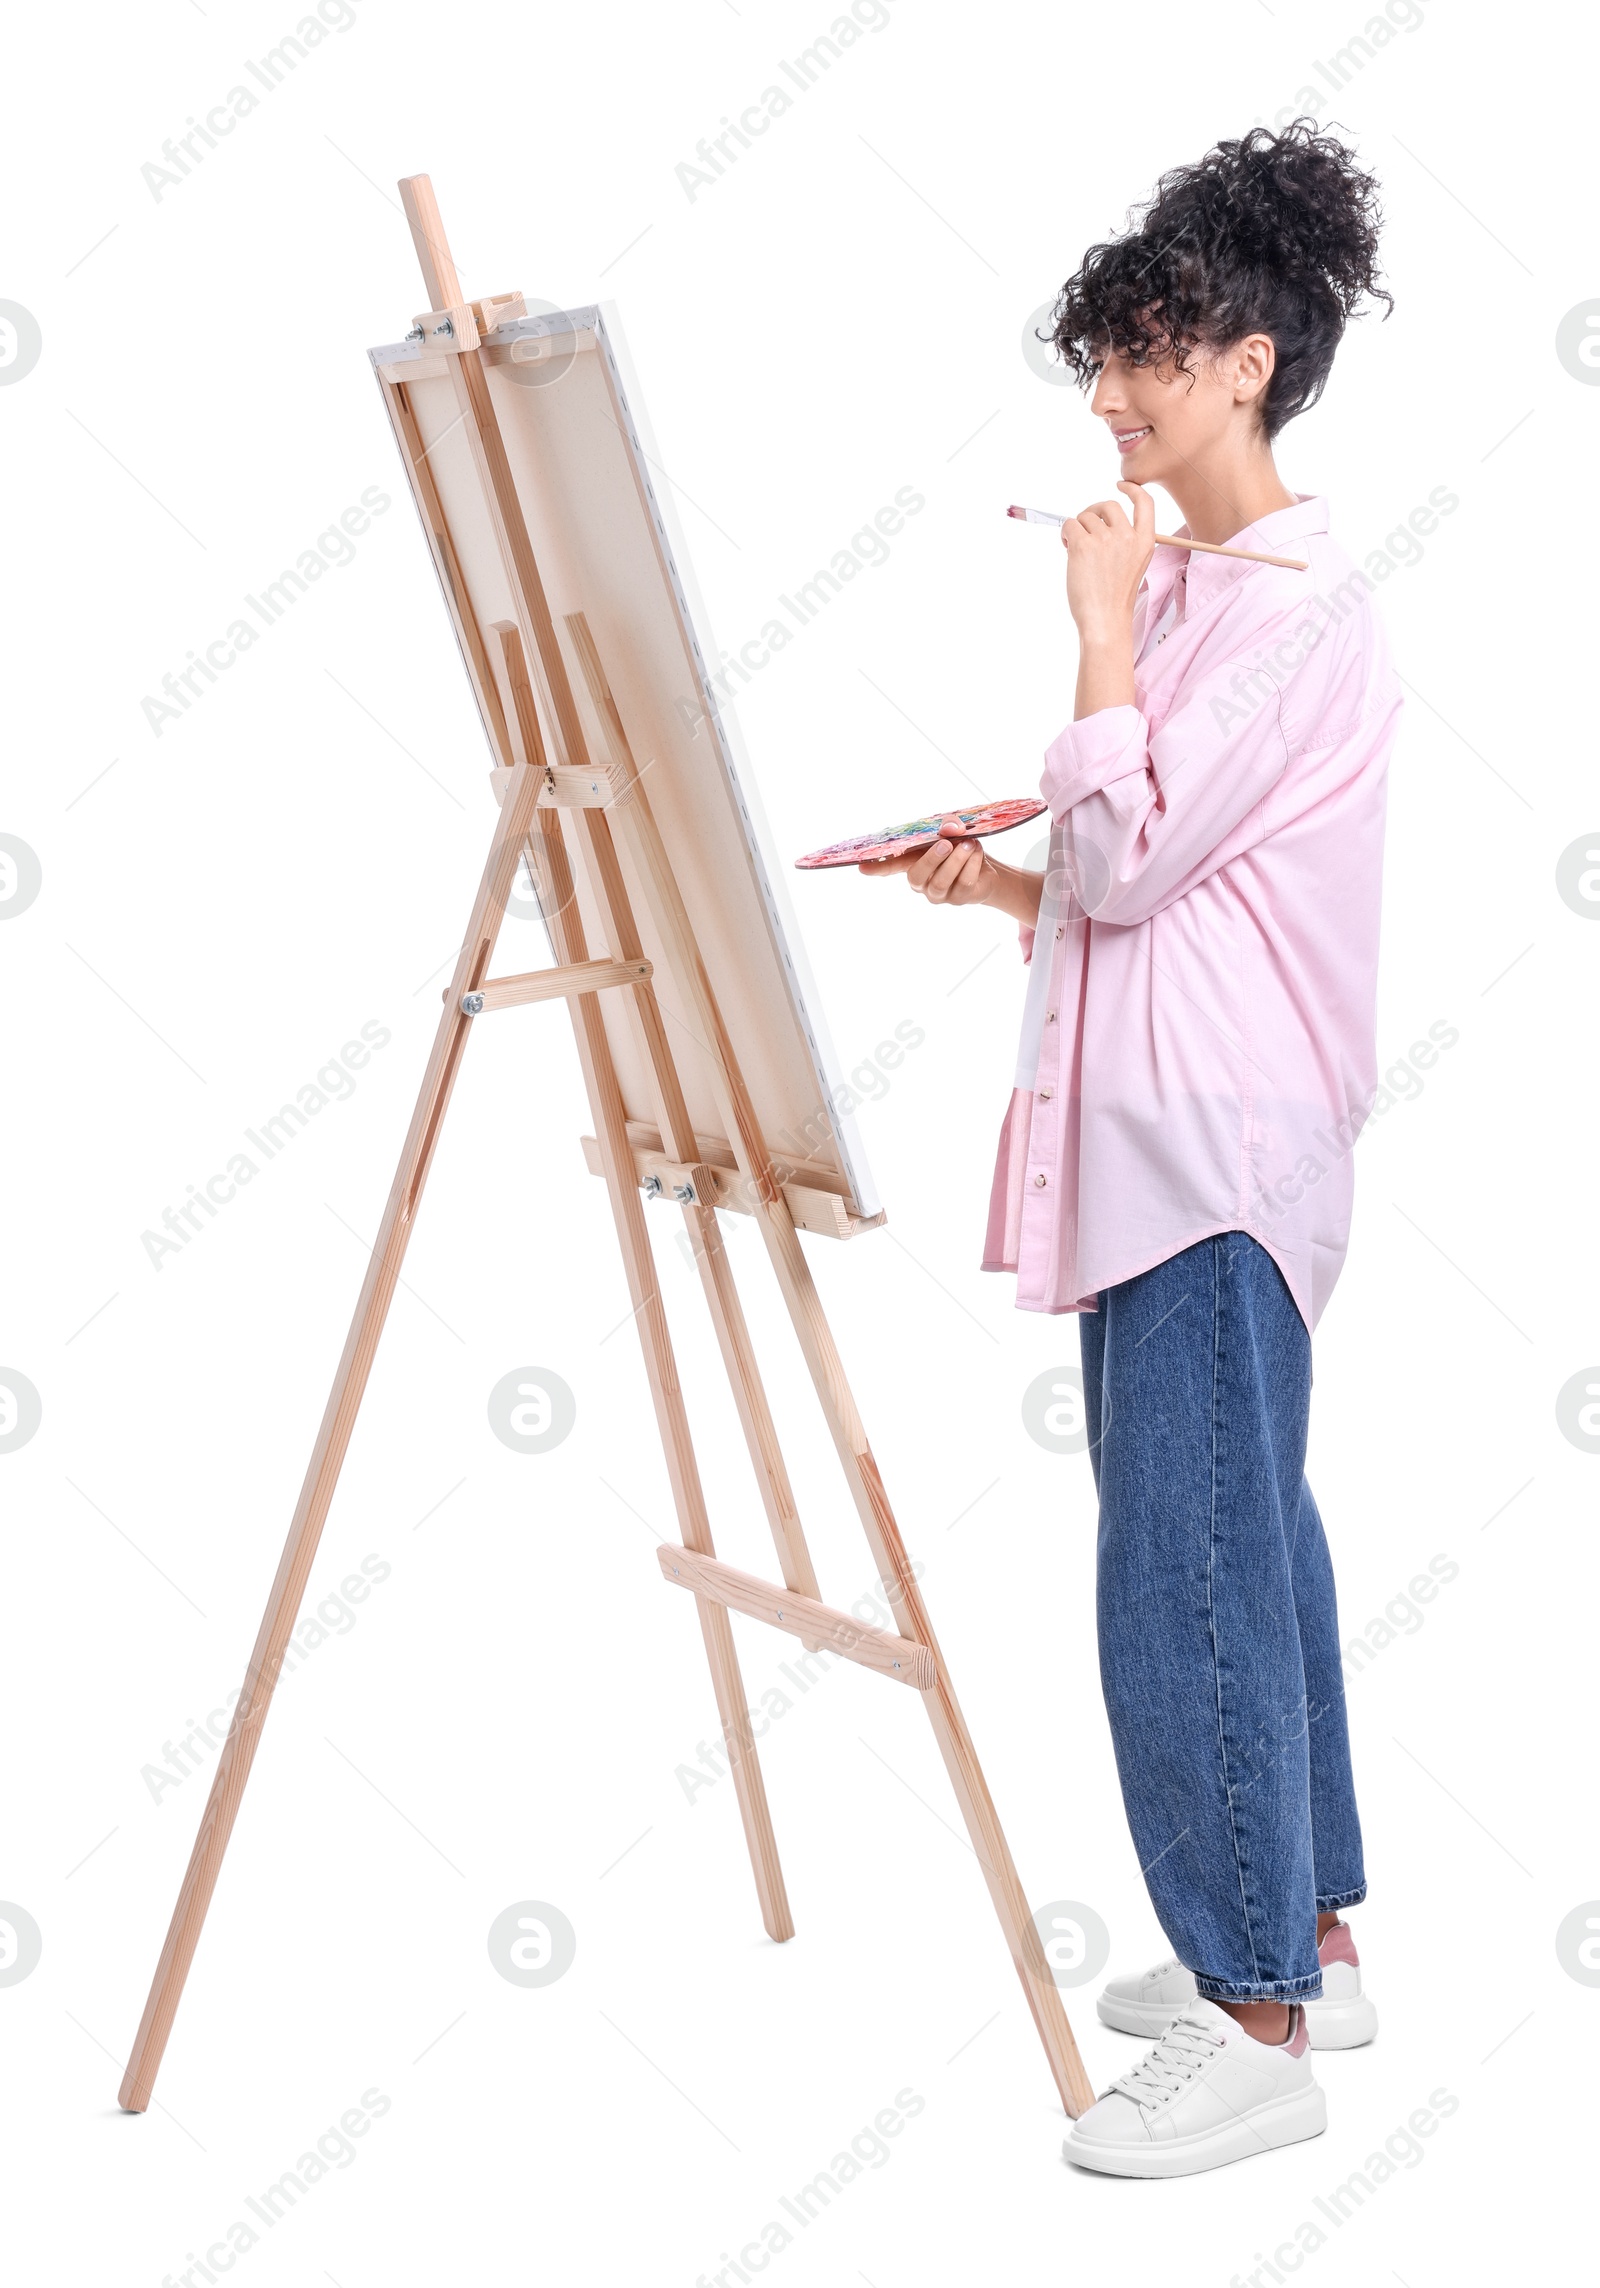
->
[[1046, 121, 1392, 439]]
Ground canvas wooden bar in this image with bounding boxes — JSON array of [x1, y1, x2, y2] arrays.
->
[[117, 176, 1095, 2124]]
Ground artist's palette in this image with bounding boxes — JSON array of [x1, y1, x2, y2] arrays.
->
[[795, 796, 1046, 869]]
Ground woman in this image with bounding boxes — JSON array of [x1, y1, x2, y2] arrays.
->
[[865, 121, 1400, 2176]]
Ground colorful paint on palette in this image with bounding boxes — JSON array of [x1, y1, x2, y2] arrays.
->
[[795, 796, 1046, 869]]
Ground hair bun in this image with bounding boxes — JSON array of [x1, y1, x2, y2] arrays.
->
[[1205, 124, 1389, 317]]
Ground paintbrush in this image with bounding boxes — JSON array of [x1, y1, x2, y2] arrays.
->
[[1007, 502, 1308, 572]]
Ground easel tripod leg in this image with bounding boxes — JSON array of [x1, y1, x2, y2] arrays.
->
[[566, 1007, 794, 1944], [759, 1203, 1097, 2117], [505, 761, 793, 1946], [118, 758, 545, 2111], [592, 766, 1095, 2114]]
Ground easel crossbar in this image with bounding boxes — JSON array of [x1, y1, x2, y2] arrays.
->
[[443, 956, 651, 1013], [657, 1544, 936, 1689]]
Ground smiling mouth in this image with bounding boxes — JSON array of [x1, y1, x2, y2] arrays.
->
[[1113, 425, 1153, 452]]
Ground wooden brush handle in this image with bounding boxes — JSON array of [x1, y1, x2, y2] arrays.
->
[[1155, 532, 1308, 571]]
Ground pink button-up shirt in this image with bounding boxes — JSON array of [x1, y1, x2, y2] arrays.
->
[[983, 495, 1401, 1332]]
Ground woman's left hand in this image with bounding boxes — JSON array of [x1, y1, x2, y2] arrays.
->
[[1061, 480, 1155, 639]]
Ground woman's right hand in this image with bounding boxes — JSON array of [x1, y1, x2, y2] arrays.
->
[[857, 837, 993, 905], [858, 841, 1044, 928]]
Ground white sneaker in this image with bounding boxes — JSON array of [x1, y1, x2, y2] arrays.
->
[[1097, 1922, 1378, 2050], [1065, 2000, 1326, 2178]]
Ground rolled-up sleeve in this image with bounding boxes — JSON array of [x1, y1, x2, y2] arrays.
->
[[1041, 642, 1303, 927], [1041, 703, 1150, 816]]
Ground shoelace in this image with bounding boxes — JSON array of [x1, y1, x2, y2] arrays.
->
[[1140, 1955, 1184, 1983], [1108, 2010, 1226, 2109]]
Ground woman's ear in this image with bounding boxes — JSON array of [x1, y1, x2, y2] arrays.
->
[[1232, 331, 1278, 407]]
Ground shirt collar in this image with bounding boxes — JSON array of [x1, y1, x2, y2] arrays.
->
[[1142, 493, 1329, 612]]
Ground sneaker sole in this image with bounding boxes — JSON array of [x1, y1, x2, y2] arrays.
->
[[1097, 1993, 1379, 2049], [1064, 2083, 1328, 2179]]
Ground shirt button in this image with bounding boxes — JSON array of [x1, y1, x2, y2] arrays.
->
[[1046, 1010, 1057, 1024], [1054, 925, 1064, 940], [1038, 1088, 1052, 1101], [1033, 1173, 1047, 1188]]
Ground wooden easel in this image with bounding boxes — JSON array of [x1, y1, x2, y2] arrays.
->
[[117, 179, 1093, 2120]]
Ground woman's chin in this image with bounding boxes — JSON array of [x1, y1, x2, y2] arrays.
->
[[1128, 459, 1176, 502]]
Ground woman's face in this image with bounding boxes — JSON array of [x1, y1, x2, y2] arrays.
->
[[1087, 337, 1274, 487]]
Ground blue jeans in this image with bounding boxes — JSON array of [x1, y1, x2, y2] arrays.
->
[[1078, 1231, 1367, 2002]]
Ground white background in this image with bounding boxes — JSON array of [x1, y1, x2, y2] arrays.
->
[[1, 1, 1594, 2281]]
